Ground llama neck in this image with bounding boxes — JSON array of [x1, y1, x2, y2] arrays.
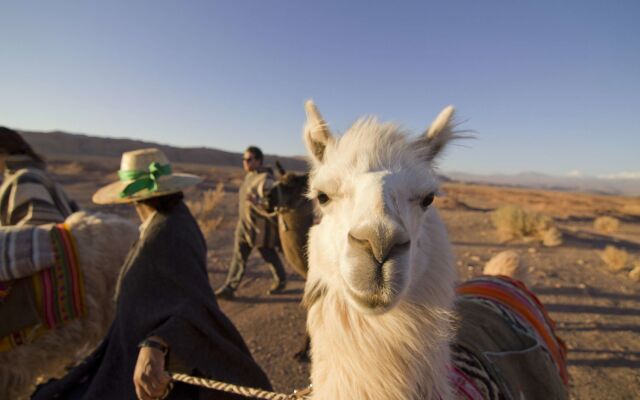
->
[[308, 289, 454, 400]]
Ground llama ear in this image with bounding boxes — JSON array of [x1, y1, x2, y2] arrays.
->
[[304, 100, 334, 164], [417, 105, 456, 162]]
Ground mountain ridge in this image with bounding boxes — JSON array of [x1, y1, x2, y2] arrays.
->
[[19, 130, 308, 171], [16, 129, 640, 196], [445, 170, 640, 196]]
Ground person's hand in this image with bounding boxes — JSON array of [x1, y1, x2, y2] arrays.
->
[[247, 193, 260, 205], [133, 338, 171, 400]]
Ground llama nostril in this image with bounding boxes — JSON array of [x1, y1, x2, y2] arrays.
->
[[387, 240, 410, 261], [373, 240, 410, 265], [349, 230, 410, 265], [348, 232, 372, 253]]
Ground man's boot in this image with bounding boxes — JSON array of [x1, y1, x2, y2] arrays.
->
[[215, 285, 235, 300], [266, 280, 286, 295]]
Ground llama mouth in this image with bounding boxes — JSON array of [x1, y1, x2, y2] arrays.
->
[[345, 284, 394, 311], [342, 252, 408, 311]]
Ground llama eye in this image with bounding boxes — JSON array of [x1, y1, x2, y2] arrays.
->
[[317, 192, 330, 205], [420, 193, 435, 210]]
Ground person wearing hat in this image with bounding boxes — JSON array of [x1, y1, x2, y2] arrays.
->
[[32, 148, 271, 400], [215, 146, 287, 300], [0, 126, 79, 226]]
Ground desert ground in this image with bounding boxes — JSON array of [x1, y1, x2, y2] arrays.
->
[[46, 155, 640, 399]]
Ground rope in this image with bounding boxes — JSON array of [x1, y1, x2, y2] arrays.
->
[[170, 373, 312, 399], [248, 202, 279, 219]]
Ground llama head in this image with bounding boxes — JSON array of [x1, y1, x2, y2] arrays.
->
[[268, 170, 311, 211], [304, 100, 459, 314]]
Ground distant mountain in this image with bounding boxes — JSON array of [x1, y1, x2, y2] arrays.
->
[[15, 130, 640, 196], [445, 170, 640, 196], [19, 130, 308, 171]]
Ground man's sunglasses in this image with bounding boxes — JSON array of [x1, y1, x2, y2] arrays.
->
[[243, 157, 255, 162]]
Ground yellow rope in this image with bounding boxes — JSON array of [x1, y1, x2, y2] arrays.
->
[[170, 372, 311, 399]]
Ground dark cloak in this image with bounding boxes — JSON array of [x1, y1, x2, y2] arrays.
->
[[32, 202, 271, 399]]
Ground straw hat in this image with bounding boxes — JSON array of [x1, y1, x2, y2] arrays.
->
[[92, 148, 202, 204]]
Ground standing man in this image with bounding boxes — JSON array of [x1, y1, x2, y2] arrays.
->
[[215, 146, 287, 299]]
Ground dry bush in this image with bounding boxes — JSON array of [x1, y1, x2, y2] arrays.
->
[[491, 205, 561, 245], [535, 214, 554, 232], [542, 227, 563, 247], [491, 205, 537, 240], [600, 245, 629, 272], [186, 182, 225, 244], [483, 250, 528, 284], [594, 216, 620, 234]]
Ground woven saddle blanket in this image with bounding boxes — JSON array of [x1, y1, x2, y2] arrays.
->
[[449, 276, 569, 400], [0, 224, 56, 282], [0, 224, 86, 351]]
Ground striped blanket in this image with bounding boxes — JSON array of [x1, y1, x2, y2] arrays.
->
[[450, 276, 568, 400], [0, 224, 86, 352], [0, 224, 56, 284], [0, 156, 76, 227]]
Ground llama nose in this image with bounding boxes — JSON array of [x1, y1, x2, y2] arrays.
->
[[348, 224, 409, 265]]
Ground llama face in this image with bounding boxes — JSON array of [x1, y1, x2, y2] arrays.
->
[[267, 172, 310, 211], [304, 101, 458, 314], [310, 165, 437, 313]]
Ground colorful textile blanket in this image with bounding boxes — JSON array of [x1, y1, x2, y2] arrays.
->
[[447, 361, 487, 400], [0, 223, 86, 352], [457, 276, 568, 384], [451, 276, 568, 400], [0, 160, 75, 226], [0, 224, 56, 285]]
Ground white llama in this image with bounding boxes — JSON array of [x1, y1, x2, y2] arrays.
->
[[302, 101, 567, 400], [0, 211, 138, 399]]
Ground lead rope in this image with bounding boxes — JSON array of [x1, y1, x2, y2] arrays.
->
[[170, 373, 312, 399]]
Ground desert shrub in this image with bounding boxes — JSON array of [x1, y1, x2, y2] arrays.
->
[[542, 227, 563, 247], [600, 245, 629, 271], [491, 205, 536, 240], [491, 205, 561, 244], [186, 182, 225, 244], [594, 216, 620, 233], [483, 250, 527, 284], [535, 214, 554, 233]]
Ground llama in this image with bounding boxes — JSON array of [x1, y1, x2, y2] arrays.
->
[[269, 161, 314, 279], [0, 211, 137, 399], [265, 163, 316, 361], [301, 101, 567, 400]]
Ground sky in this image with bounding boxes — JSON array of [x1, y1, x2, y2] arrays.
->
[[1, 1, 639, 177]]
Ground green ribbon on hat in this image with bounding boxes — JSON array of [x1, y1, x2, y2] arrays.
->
[[118, 162, 172, 198]]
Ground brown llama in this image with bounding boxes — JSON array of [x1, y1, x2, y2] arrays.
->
[[269, 160, 314, 279]]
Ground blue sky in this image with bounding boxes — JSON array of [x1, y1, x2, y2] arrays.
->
[[1, 1, 638, 177]]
